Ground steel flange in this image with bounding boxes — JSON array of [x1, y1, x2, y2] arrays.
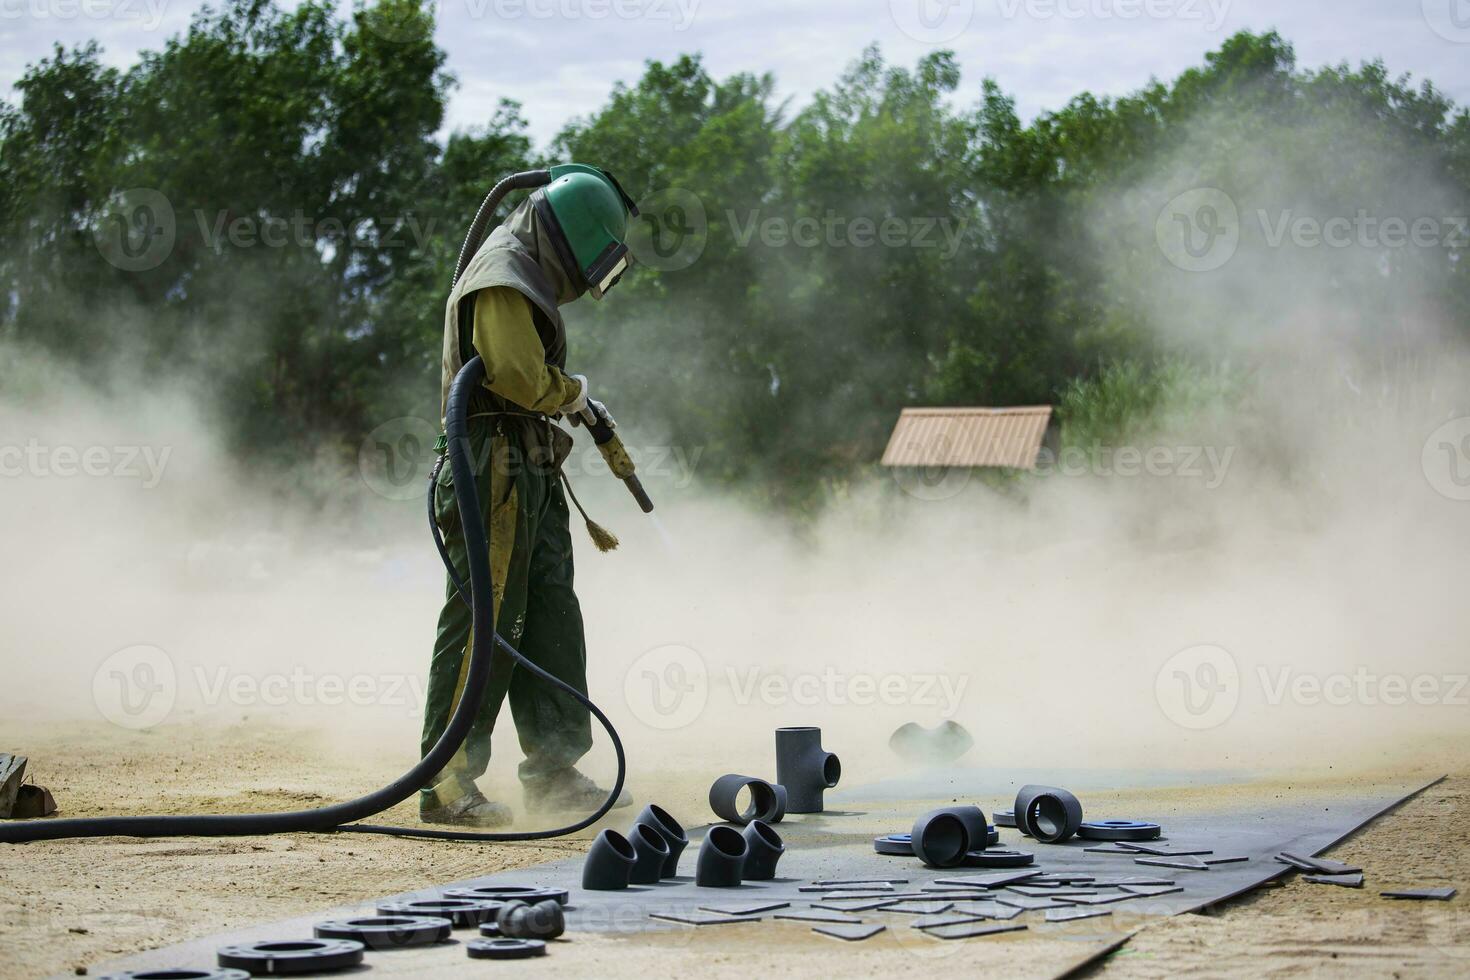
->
[[376, 897, 502, 927], [961, 849, 1036, 868], [1078, 820, 1162, 842], [443, 884, 570, 905], [313, 915, 453, 948], [466, 938, 548, 960], [216, 939, 364, 975]]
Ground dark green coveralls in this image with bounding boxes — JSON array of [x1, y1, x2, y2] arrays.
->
[[418, 201, 593, 811]]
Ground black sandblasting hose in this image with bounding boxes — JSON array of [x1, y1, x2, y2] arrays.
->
[[0, 356, 626, 844], [452, 169, 552, 289]]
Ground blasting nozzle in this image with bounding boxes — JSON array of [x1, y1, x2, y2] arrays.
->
[[574, 401, 654, 513]]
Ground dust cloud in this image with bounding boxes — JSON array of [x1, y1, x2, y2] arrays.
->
[[2, 344, 1466, 793], [2, 107, 1468, 794]]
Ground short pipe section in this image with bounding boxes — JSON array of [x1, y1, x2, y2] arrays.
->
[[774, 727, 841, 814], [694, 825, 748, 887], [1014, 784, 1084, 844], [581, 828, 638, 890], [708, 774, 784, 825]]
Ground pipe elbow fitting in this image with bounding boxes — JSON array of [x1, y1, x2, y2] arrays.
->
[[581, 828, 637, 890], [694, 825, 748, 887]]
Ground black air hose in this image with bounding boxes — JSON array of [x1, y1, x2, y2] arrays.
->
[[0, 170, 626, 844], [0, 356, 625, 843]]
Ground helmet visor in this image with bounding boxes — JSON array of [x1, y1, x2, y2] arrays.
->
[[587, 243, 632, 300]]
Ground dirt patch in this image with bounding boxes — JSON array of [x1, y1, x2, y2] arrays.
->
[[1091, 776, 1469, 978]]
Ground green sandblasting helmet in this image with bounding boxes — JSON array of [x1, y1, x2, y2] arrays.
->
[[532, 164, 640, 300]]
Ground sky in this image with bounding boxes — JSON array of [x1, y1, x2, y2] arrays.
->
[[2, 0, 1468, 147]]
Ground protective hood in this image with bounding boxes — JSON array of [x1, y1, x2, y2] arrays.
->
[[502, 197, 581, 307], [440, 198, 573, 418]]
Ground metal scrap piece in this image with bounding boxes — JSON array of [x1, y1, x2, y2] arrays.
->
[[1009, 886, 1099, 898], [1135, 855, 1211, 871], [993, 895, 1078, 911], [934, 871, 1041, 888], [1045, 907, 1114, 923], [1118, 884, 1185, 896], [1032, 873, 1097, 884], [878, 900, 955, 915], [911, 913, 989, 930], [650, 912, 762, 926], [774, 910, 865, 925], [1303, 873, 1364, 888], [924, 921, 1029, 941], [813, 923, 886, 942], [1382, 887, 1457, 900], [812, 900, 895, 913], [1279, 851, 1362, 875], [1121, 843, 1214, 857], [949, 901, 1023, 920], [699, 901, 790, 915], [1066, 892, 1144, 906]]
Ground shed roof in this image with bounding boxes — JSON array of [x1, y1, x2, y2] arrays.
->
[[880, 406, 1053, 470]]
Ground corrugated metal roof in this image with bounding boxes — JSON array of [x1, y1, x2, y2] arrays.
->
[[881, 406, 1053, 470]]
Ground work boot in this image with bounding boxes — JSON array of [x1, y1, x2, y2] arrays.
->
[[523, 768, 632, 814], [420, 790, 513, 828]]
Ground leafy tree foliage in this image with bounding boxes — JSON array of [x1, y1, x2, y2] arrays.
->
[[2, 13, 1465, 507]]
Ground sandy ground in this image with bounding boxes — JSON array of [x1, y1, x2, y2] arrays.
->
[[0, 722, 1464, 979]]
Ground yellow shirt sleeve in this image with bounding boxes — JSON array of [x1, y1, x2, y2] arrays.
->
[[471, 286, 582, 414]]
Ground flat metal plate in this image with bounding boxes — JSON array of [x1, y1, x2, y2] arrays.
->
[[88, 774, 1445, 978]]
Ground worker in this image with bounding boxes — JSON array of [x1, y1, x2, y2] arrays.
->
[[419, 167, 637, 827]]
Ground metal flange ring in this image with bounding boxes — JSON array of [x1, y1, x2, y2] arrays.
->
[[444, 885, 570, 905], [376, 898, 502, 927], [466, 938, 548, 960], [314, 915, 453, 948], [873, 834, 913, 856], [1078, 820, 1162, 842], [102, 971, 251, 980], [875, 829, 999, 856], [992, 809, 1017, 828], [216, 939, 364, 975], [961, 848, 1035, 868]]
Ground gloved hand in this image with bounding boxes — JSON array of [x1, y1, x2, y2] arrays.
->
[[559, 374, 590, 419]]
